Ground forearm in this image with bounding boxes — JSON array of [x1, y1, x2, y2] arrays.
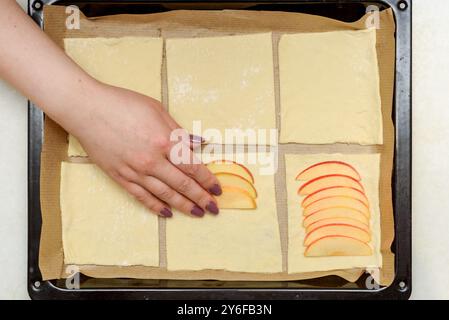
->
[[0, 1, 99, 134]]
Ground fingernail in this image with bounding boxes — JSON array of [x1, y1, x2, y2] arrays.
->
[[191, 205, 205, 217], [209, 184, 222, 196], [189, 134, 205, 144], [160, 208, 173, 218], [206, 201, 219, 215]]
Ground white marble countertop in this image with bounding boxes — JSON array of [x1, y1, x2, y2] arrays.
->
[[0, 0, 447, 300]]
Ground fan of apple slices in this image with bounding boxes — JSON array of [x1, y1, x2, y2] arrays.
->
[[206, 160, 257, 209], [296, 161, 373, 257]]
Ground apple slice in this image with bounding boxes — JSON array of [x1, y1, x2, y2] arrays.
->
[[306, 217, 370, 234], [303, 207, 369, 228], [215, 172, 257, 199], [305, 236, 372, 257], [296, 161, 361, 181], [216, 186, 257, 209], [303, 196, 369, 217], [304, 224, 370, 247], [298, 174, 364, 195], [302, 186, 369, 208], [206, 160, 254, 184]]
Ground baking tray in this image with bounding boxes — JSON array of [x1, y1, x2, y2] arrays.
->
[[27, 0, 411, 300]]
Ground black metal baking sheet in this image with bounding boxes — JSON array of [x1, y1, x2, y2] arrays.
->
[[27, 0, 412, 300]]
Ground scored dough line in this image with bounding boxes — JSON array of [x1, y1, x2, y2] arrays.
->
[[159, 36, 169, 269], [271, 32, 288, 274]]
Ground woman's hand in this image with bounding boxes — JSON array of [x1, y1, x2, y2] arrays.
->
[[71, 83, 221, 218], [0, 1, 222, 217]]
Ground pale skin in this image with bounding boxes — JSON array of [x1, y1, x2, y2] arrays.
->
[[0, 1, 222, 217]]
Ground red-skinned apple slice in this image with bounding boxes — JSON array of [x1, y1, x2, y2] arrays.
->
[[206, 160, 254, 184], [306, 217, 370, 234], [303, 196, 370, 217], [215, 172, 257, 198], [298, 174, 364, 195], [303, 207, 369, 228], [304, 224, 370, 247], [302, 186, 369, 208], [304, 236, 372, 257], [296, 161, 361, 181], [215, 186, 257, 209]]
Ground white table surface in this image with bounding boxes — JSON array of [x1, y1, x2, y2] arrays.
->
[[0, 0, 447, 300]]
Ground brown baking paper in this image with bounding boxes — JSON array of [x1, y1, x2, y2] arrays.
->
[[39, 5, 396, 286]]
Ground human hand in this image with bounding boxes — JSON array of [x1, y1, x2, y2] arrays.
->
[[0, 0, 222, 217], [70, 83, 222, 218]]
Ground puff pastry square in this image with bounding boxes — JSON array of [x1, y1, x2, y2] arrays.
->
[[166, 34, 277, 145], [166, 152, 282, 273], [64, 37, 163, 156], [279, 30, 383, 145], [60, 162, 159, 266], [285, 153, 382, 273]]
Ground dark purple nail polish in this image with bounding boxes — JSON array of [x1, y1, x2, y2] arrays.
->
[[191, 205, 205, 217], [206, 201, 219, 215], [160, 208, 173, 218], [189, 134, 205, 144], [209, 184, 222, 196]]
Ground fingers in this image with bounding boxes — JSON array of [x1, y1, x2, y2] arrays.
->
[[115, 174, 173, 218], [188, 134, 205, 149], [115, 164, 208, 217], [139, 175, 206, 217], [169, 147, 222, 196], [177, 161, 222, 196], [152, 160, 219, 215]]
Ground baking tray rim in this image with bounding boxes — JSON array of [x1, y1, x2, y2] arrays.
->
[[27, 0, 412, 300]]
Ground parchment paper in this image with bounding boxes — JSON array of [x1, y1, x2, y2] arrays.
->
[[39, 5, 396, 285]]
